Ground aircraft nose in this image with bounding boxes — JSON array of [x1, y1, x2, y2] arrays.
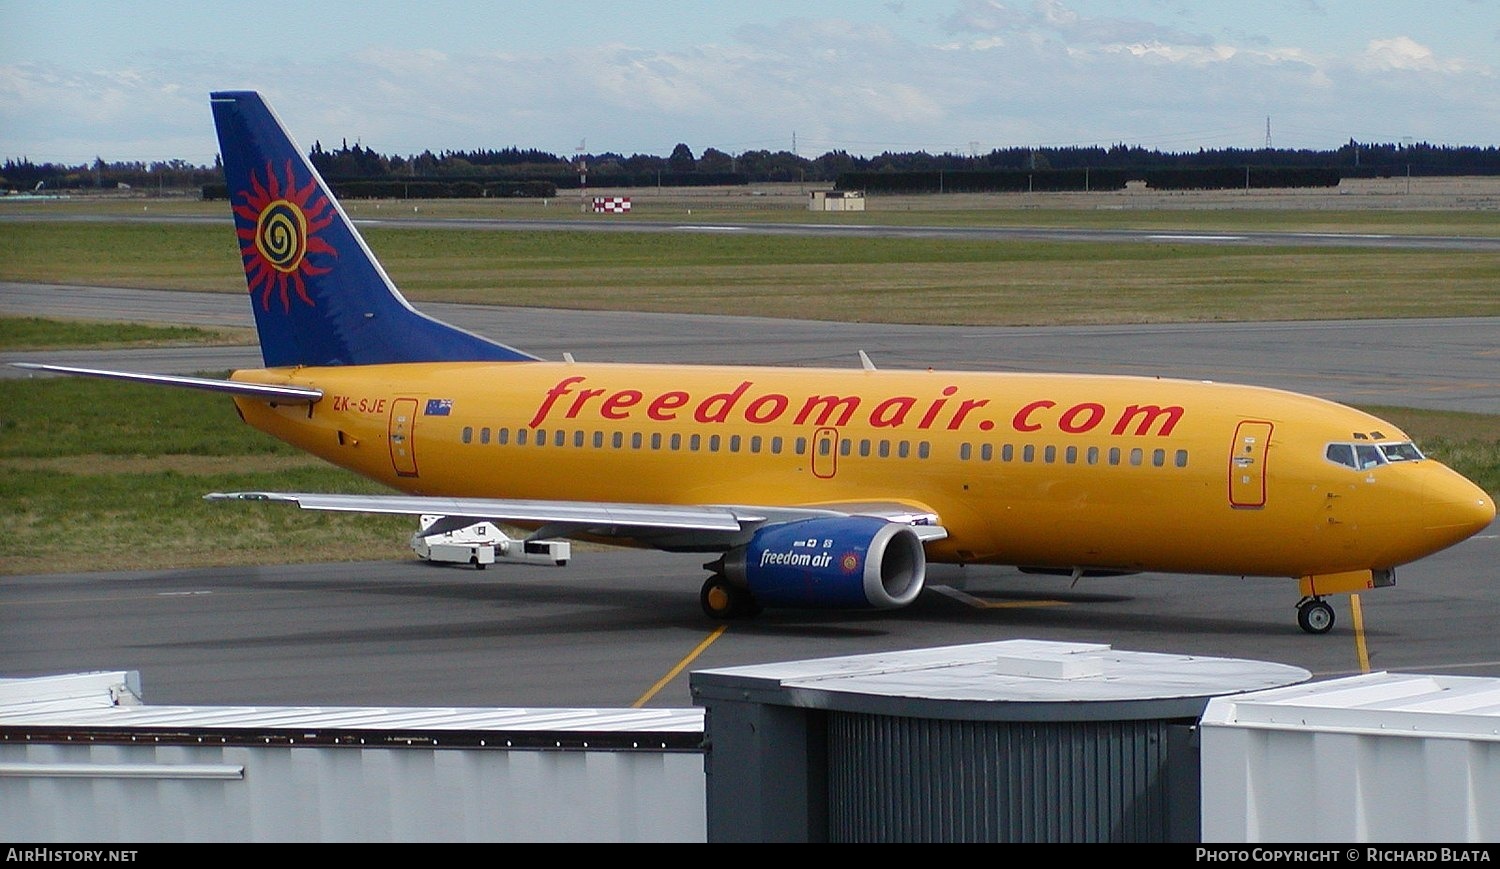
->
[[1423, 469, 1495, 547]]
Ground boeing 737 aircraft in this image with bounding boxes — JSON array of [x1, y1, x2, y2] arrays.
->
[[15, 92, 1494, 633]]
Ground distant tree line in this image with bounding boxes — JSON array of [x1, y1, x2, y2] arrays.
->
[[837, 166, 1345, 194], [6, 139, 1498, 198], [1, 157, 222, 193]]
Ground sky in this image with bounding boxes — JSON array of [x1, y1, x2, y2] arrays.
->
[[2, 1, 1497, 166]]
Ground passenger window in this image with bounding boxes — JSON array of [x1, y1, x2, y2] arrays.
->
[[517, 428, 529, 446], [461, 426, 473, 444], [1001, 444, 1014, 462], [878, 440, 890, 458], [670, 433, 682, 450], [750, 436, 762, 453], [1129, 448, 1143, 466], [591, 431, 601, 448], [611, 431, 623, 449], [479, 427, 490, 445], [1023, 445, 1035, 463], [918, 442, 930, 459], [690, 434, 701, 451], [1086, 446, 1099, 465], [898, 441, 910, 458], [771, 437, 783, 455], [498, 428, 509, 446], [650, 433, 662, 450], [960, 443, 973, 461], [731, 435, 743, 453], [1065, 446, 1077, 464], [839, 438, 850, 456], [710, 435, 721, 452], [1175, 450, 1188, 468], [631, 432, 643, 449], [535, 428, 546, 447], [1152, 449, 1165, 467], [981, 443, 993, 461], [1109, 447, 1121, 465], [795, 437, 807, 455]]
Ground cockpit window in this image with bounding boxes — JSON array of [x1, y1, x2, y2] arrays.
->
[[1325, 440, 1424, 470], [1354, 444, 1384, 469], [1380, 442, 1424, 462]]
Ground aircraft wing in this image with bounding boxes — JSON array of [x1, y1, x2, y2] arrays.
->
[[203, 491, 947, 548]]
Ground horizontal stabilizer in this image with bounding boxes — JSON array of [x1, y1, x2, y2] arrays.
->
[[10, 363, 322, 403]]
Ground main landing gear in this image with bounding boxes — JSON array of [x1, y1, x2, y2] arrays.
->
[[700, 574, 762, 619], [1296, 596, 1335, 634]]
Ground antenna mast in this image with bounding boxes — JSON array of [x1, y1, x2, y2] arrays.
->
[[576, 139, 587, 212]]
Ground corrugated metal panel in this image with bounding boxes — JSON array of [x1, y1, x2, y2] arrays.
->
[[0, 671, 707, 842], [0, 699, 704, 734], [827, 713, 1179, 842], [1, 739, 706, 842], [1200, 671, 1500, 842], [1, 687, 704, 752], [0, 672, 142, 713]]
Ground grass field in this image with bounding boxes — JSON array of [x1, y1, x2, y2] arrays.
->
[[4, 220, 1499, 326], [1, 188, 1496, 574], [0, 371, 415, 575]]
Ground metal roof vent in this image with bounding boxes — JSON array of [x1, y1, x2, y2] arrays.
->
[[692, 639, 1309, 843]]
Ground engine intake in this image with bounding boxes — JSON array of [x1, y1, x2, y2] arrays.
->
[[718, 516, 927, 610]]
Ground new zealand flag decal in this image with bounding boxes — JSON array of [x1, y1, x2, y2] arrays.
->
[[424, 398, 453, 416]]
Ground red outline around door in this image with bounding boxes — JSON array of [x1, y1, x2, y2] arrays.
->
[[1229, 420, 1273, 508], [389, 397, 419, 478], [812, 427, 838, 479]]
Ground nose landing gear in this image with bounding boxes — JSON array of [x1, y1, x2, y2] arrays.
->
[[1296, 596, 1335, 634]]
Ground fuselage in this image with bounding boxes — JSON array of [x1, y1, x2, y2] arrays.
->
[[233, 361, 1494, 580]]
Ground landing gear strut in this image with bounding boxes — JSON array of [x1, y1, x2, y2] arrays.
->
[[700, 573, 761, 619], [1296, 596, 1335, 634]]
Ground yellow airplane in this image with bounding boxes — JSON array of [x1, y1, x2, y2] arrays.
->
[[16, 92, 1494, 633]]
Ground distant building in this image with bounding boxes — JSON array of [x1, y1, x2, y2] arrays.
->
[[808, 190, 864, 212]]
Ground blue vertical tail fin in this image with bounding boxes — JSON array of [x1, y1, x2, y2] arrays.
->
[[209, 90, 537, 367]]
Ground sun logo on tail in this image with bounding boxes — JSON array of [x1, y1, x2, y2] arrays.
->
[[233, 160, 336, 312]]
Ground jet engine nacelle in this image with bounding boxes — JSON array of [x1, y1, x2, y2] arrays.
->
[[719, 516, 927, 609]]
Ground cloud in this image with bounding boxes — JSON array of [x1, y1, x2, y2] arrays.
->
[[1357, 36, 1470, 73], [0, 62, 210, 161], [2, 6, 1498, 163], [1107, 41, 1237, 66], [944, 0, 1212, 49]]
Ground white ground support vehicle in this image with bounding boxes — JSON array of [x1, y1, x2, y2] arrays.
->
[[411, 515, 571, 569]]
